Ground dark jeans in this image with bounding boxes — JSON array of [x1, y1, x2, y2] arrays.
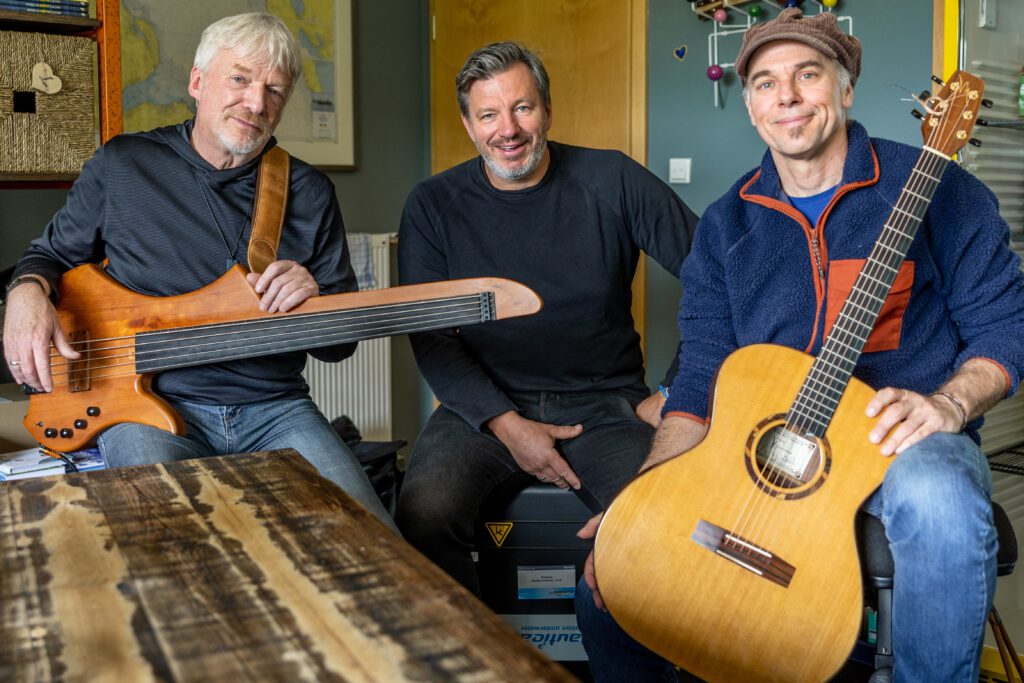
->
[[395, 390, 654, 596]]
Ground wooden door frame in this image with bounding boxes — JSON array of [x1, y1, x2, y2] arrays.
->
[[932, 0, 959, 78]]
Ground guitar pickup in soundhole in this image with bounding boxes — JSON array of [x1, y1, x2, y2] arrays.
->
[[67, 331, 90, 392], [692, 519, 795, 588]]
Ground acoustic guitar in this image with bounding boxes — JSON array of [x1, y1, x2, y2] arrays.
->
[[594, 71, 985, 683], [23, 264, 542, 452]]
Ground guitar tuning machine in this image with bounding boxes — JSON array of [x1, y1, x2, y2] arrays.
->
[[911, 109, 924, 120], [931, 75, 946, 86], [968, 138, 983, 148], [981, 98, 994, 109]]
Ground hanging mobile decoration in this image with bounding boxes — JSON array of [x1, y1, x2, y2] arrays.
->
[[691, 0, 852, 108]]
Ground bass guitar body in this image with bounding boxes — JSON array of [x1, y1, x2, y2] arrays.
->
[[595, 344, 890, 683], [25, 264, 541, 452]]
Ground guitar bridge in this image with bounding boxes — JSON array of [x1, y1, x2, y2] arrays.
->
[[692, 519, 795, 588], [479, 292, 496, 321]]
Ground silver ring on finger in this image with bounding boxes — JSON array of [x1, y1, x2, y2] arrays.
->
[[9, 360, 19, 367]]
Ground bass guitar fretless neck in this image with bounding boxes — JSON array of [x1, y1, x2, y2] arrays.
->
[[25, 264, 542, 451]]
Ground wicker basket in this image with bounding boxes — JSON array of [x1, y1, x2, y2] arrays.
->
[[0, 30, 95, 175]]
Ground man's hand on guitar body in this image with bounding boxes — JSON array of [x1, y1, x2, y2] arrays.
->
[[486, 410, 582, 490], [245, 260, 319, 313], [866, 358, 1007, 456], [3, 278, 79, 393]]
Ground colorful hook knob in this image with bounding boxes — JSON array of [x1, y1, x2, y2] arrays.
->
[[707, 65, 724, 81], [748, 4, 763, 17], [713, 8, 728, 22], [822, 0, 838, 6]]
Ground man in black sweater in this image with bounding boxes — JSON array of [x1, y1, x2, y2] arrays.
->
[[396, 42, 699, 594], [2, 12, 395, 530]]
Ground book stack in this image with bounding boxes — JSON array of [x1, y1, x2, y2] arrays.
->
[[0, 0, 90, 18], [0, 446, 106, 481], [0, 447, 65, 481]]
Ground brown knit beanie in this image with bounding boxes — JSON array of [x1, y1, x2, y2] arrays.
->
[[734, 8, 861, 86]]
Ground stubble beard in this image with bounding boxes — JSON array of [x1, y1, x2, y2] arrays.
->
[[482, 137, 548, 183]]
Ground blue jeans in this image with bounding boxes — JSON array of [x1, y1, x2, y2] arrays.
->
[[576, 431, 996, 683], [395, 390, 654, 596], [97, 396, 399, 533]]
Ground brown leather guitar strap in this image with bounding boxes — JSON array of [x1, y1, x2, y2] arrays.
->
[[247, 145, 290, 274]]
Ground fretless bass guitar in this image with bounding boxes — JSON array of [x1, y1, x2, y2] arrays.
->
[[594, 71, 985, 683], [24, 264, 542, 452]]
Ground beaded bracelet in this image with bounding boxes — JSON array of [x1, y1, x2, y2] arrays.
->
[[932, 391, 968, 431]]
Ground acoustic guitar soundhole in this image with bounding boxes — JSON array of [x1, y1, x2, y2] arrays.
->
[[745, 417, 831, 500]]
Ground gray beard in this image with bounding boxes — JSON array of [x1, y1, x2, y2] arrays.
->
[[484, 138, 547, 182]]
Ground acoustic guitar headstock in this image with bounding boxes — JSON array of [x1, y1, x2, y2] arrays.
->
[[917, 70, 986, 157]]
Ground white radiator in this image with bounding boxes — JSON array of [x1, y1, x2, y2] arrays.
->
[[304, 233, 394, 441]]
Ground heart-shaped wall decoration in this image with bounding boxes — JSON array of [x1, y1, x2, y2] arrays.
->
[[31, 62, 63, 94]]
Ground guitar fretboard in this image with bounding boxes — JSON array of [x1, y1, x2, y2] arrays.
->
[[788, 148, 950, 436], [134, 293, 495, 373]]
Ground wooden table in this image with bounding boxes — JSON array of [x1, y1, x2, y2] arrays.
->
[[0, 449, 578, 682]]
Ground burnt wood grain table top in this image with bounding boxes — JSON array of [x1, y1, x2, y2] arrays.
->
[[0, 448, 577, 682]]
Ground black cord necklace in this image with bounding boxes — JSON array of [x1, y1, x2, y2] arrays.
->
[[192, 167, 251, 272]]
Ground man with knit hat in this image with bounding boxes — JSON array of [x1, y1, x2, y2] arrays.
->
[[575, 8, 1024, 682]]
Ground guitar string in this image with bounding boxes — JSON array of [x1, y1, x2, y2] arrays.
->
[[729, 152, 946, 551], [45, 305, 485, 381], [725, 82, 972, 556], [45, 299, 483, 377], [748, 86, 969, 554], [48, 297, 482, 359], [735, 147, 951, 557], [44, 310, 486, 387], [42, 297, 486, 386]]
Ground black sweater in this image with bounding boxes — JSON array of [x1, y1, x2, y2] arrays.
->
[[14, 121, 357, 405], [399, 141, 698, 429]]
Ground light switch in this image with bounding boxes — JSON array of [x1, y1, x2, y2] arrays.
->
[[979, 0, 996, 29], [669, 158, 691, 184]]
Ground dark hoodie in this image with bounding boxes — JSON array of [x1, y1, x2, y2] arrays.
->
[[13, 120, 357, 405]]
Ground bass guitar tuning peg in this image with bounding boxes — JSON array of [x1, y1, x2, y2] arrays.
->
[[981, 98, 994, 108], [910, 109, 924, 120], [931, 75, 945, 86], [968, 138, 983, 148], [976, 118, 989, 127], [918, 90, 931, 99]]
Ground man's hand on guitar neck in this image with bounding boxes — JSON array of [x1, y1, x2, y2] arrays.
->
[[3, 278, 79, 393], [486, 411, 583, 490], [246, 260, 319, 313]]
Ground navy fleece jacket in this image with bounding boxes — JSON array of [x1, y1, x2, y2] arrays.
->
[[665, 122, 1024, 439]]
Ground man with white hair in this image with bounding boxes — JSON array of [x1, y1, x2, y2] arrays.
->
[[2, 13, 395, 530]]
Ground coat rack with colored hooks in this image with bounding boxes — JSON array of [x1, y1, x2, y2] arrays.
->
[[688, 0, 853, 108]]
